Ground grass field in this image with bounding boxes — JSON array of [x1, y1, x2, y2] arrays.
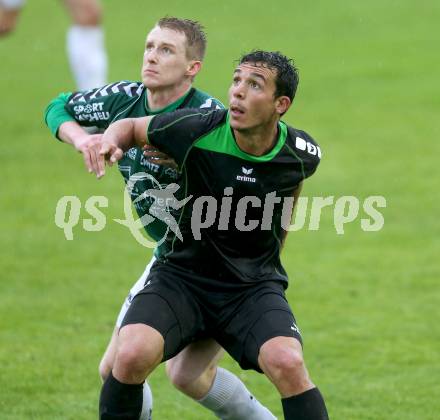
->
[[1, 0, 439, 419]]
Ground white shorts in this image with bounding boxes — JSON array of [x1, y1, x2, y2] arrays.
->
[[115, 256, 156, 328], [0, 0, 25, 10]]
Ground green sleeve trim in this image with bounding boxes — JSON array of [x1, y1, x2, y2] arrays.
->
[[194, 111, 287, 162], [44, 93, 75, 139]]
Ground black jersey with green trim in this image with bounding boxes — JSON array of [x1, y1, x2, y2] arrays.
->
[[147, 109, 321, 288], [45, 82, 223, 243]]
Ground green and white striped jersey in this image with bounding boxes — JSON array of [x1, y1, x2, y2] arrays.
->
[[45, 81, 223, 244]]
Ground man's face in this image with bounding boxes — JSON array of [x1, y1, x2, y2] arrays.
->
[[141, 26, 193, 89], [228, 63, 281, 132]]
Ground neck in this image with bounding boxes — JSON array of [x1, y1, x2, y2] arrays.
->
[[146, 82, 192, 111], [233, 119, 280, 157]]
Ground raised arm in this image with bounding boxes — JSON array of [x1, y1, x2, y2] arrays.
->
[[94, 108, 218, 177]]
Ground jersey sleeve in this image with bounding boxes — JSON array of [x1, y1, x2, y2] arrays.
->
[[147, 108, 223, 165], [289, 128, 322, 179], [44, 93, 76, 137], [44, 81, 143, 139]]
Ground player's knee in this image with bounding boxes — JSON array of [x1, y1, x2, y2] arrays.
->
[[115, 325, 163, 379], [260, 340, 305, 380], [116, 341, 149, 375], [98, 357, 112, 381]]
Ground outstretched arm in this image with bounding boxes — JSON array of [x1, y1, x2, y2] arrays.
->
[[57, 121, 104, 174], [45, 91, 119, 175], [92, 116, 154, 178]]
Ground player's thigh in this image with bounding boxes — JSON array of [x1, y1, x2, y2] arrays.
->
[[217, 283, 302, 372], [166, 338, 224, 381], [245, 292, 302, 371], [101, 258, 156, 378], [116, 258, 157, 328], [122, 266, 205, 361], [63, 0, 102, 26]]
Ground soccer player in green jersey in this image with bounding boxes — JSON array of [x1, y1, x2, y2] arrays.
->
[[94, 50, 330, 420], [45, 18, 275, 420]]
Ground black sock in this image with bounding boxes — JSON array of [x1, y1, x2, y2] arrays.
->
[[282, 387, 329, 420], [99, 371, 144, 420]]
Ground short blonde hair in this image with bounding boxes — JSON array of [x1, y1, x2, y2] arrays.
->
[[157, 17, 206, 61]]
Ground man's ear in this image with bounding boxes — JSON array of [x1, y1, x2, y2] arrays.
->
[[187, 60, 202, 77], [275, 96, 291, 115]]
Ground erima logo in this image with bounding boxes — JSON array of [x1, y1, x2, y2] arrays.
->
[[236, 167, 256, 183], [295, 137, 322, 158]]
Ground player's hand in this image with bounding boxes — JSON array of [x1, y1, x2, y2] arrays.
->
[[96, 142, 124, 177], [72, 133, 106, 176], [91, 118, 135, 177], [143, 145, 178, 170]]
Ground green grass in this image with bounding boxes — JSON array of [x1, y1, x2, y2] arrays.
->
[[1, 0, 439, 418]]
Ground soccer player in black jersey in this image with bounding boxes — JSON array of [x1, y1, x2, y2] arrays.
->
[[95, 51, 329, 420], [46, 18, 276, 420]]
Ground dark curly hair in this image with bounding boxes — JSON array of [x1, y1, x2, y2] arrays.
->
[[239, 50, 299, 101]]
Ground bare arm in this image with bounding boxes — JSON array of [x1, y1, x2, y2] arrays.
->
[[58, 121, 105, 174], [58, 121, 93, 147], [92, 116, 154, 178]]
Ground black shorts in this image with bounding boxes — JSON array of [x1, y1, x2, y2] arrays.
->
[[121, 261, 302, 372]]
